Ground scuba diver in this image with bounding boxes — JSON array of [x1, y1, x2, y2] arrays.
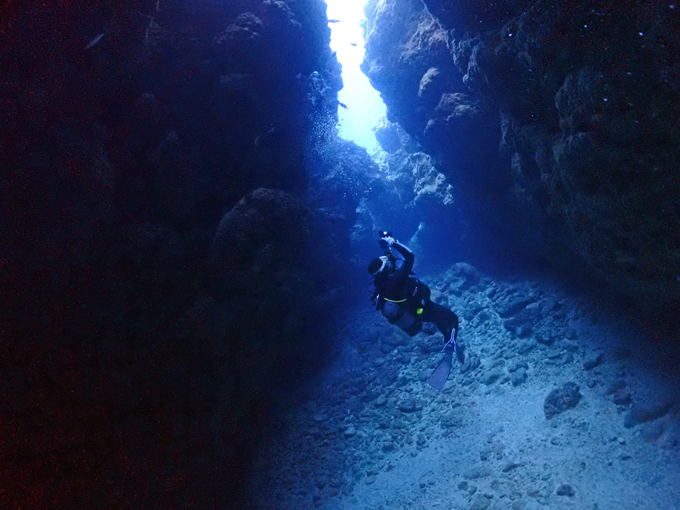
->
[[368, 231, 461, 390], [368, 231, 459, 349]]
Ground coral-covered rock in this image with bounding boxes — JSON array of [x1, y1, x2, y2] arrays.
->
[[375, 120, 402, 153]]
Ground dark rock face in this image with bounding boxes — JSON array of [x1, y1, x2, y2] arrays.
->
[[544, 382, 582, 419], [0, 1, 345, 508], [363, 0, 680, 306], [212, 188, 312, 272], [624, 401, 674, 429], [421, 0, 535, 34]]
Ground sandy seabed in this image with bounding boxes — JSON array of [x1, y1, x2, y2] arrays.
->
[[250, 265, 680, 510]]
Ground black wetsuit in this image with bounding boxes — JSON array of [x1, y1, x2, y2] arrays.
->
[[374, 241, 459, 342]]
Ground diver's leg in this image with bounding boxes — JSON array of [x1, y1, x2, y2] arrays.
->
[[421, 301, 458, 341]]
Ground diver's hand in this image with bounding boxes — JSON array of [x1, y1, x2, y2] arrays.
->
[[380, 235, 396, 247]]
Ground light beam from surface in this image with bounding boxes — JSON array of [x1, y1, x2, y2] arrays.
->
[[326, 0, 386, 149]]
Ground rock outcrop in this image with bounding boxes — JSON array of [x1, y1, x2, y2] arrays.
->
[[544, 382, 582, 419], [0, 1, 346, 508], [362, 0, 680, 307]]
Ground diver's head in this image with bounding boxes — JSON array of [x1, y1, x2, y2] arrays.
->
[[368, 256, 393, 277]]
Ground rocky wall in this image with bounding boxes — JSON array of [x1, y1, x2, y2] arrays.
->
[[0, 1, 347, 508], [362, 0, 680, 308]]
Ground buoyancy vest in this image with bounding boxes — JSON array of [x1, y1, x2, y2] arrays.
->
[[376, 276, 430, 336], [381, 299, 422, 336]]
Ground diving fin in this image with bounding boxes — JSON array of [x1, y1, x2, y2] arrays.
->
[[428, 345, 454, 390]]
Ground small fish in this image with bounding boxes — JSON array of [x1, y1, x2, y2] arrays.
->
[[328, 19, 342, 23], [350, 42, 357, 46], [339, 101, 348, 109], [85, 33, 105, 50]]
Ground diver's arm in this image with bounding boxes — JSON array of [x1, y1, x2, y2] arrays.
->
[[390, 240, 414, 275]]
